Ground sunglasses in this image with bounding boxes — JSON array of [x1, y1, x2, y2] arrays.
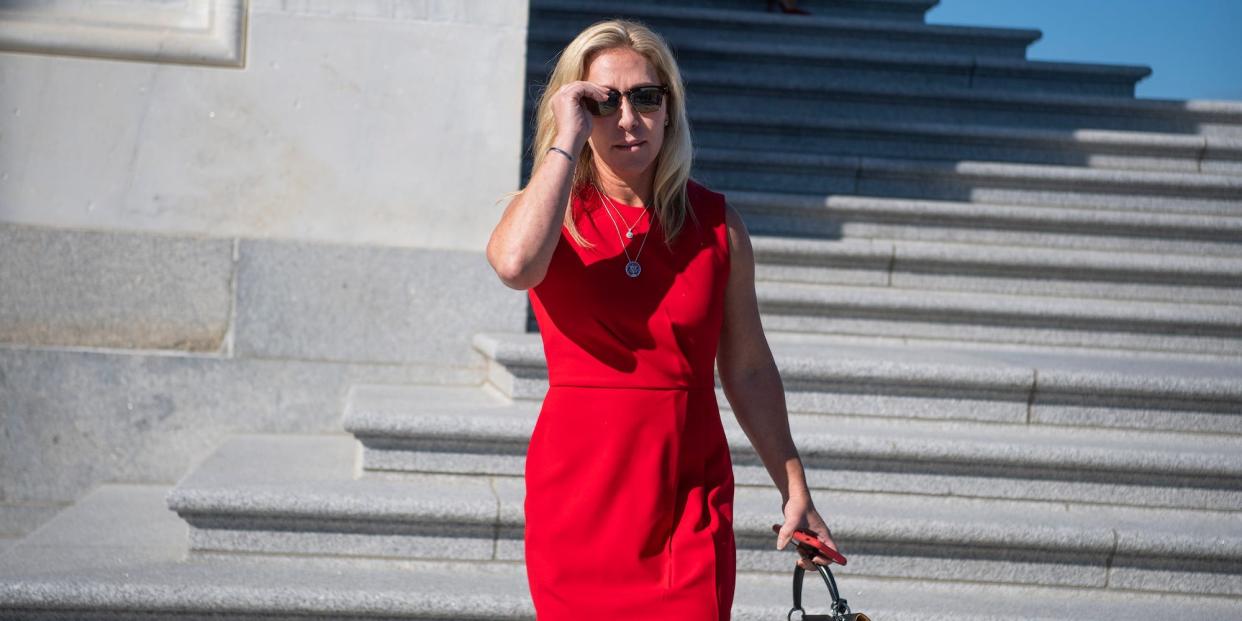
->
[[584, 85, 669, 117]]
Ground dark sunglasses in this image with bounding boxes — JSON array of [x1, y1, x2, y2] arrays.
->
[[584, 85, 669, 117]]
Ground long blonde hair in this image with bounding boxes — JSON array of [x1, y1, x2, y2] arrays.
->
[[498, 18, 698, 250]]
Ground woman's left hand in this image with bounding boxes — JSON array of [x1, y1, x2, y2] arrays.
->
[[775, 494, 842, 570]]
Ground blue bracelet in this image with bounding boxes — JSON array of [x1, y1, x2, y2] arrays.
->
[[548, 146, 575, 163]]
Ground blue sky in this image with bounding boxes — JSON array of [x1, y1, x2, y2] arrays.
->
[[925, 0, 1242, 101]]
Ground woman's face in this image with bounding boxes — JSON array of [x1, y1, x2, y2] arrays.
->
[[584, 47, 667, 182]]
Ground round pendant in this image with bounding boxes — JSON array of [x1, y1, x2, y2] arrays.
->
[[625, 260, 641, 278], [626, 230, 634, 239]]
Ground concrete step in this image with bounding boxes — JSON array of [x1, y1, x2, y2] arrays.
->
[[8, 485, 1242, 619], [662, 69, 1242, 136], [752, 280, 1242, 356], [530, 33, 1150, 98], [0, 504, 65, 546], [749, 236, 1242, 305], [692, 112, 1242, 175], [473, 331, 1242, 434], [343, 384, 1242, 512], [726, 191, 1242, 258], [524, 66, 1242, 137], [531, 1, 1039, 59], [692, 148, 1242, 215], [162, 433, 1242, 597], [556, 0, 940, 23]]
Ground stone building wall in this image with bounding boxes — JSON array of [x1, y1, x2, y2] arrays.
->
[[0, 0, 531, 537]]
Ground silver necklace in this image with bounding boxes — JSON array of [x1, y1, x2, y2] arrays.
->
[[595, 185, 647, 238], [594, 184, 651, 278]]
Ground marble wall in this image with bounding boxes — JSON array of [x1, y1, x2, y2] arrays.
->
[[0, 0, 532, 533], [0, 0, 529, 251]]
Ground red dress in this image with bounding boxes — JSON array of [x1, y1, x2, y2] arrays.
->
[[524, 178, 736, 619]]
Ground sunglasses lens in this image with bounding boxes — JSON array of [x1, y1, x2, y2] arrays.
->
[[586, 90, 620, 116], [632, 87, 664, 111]]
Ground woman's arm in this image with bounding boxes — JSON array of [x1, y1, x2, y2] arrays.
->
[[486, 81, 610, 290], [486, 142, 578, 291], [715, 202, 809, 505], [716, 201, 841, 568]]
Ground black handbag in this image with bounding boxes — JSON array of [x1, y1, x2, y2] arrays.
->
[[786, 546, 871, 621]]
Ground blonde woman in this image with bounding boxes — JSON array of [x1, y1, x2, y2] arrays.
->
[[487, 18, 841, 619]]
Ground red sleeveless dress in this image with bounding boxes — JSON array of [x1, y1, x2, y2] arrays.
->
[[524, 178, 736, 619]]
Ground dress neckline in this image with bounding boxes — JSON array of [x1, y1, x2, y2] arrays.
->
[[577, 182, 652, 210], [598, 193, 648, 209], [594, 191, 653, 232]]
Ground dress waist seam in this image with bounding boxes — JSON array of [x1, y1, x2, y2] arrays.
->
[[548, 382, 715, 391]]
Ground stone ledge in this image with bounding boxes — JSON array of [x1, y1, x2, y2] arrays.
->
[[0, 0, 245, 67], [0, 223, 235, 353], [232, 238, 524, 367], [691, 112, 1242, 173], [0, 345, 482, 507], [4, 486, 1241, 618], [696, 148, 1242, 203], [160, 433, 1242, 595], [726, 191, 1242, 257], [344, 382, 1242, 514], [751, 236, 1242, 286], [653, 67, 1242, 136], [532, 0, 1041, 48], [474, 330, 1242, 431]]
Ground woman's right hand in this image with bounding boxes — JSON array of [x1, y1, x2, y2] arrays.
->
[[776, 495, 843, 571], [550, 80, 612, 154]]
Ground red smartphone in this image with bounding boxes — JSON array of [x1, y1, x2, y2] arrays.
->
[[771, 524, 848, 565]]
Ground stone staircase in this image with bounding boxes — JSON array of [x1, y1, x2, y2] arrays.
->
[[3, 0, 1242, 618]]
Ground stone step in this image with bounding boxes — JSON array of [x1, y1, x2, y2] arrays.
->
[[159, 433, 1242, 597], [726, 191, 1242, 258], [343, 384, 1242, 512], [529, 33, 1149, 98], [692, 148, 1242, 215], [749, 236, 1242, 305], [531, 0, 1039, 59], [9, 485, 1242, 619], [753, 280, 1242, 356], [691, 112, 1242, 175], [563, 0, 940, 23], [0, 504, 64, 546], [626, 68, 1242, 136], [473, 331, 1242, 434], [524, 67, 1242, 137]]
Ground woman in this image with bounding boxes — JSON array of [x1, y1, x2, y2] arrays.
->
[[486, 18, 841, 619], [769, 0, 812, 14]]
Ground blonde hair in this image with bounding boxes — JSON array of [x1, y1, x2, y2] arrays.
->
[[498, 18, 698, 250]]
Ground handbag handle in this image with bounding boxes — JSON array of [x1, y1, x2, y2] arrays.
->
[[787, 549, 871, 621]]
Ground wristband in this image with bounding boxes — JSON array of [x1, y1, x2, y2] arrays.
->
[[548, 146, 575, 163]]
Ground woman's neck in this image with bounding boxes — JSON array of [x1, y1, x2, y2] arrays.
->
[[594, 166, 654, 207]]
